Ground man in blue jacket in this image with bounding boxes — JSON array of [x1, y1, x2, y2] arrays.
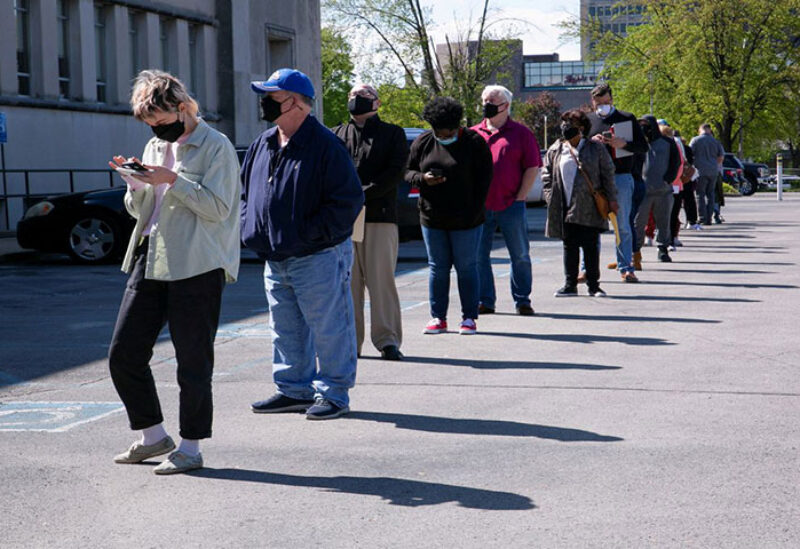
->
[[241, 68, 364, 420]]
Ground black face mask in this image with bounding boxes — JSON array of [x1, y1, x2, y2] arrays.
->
[[348, 95, 374, 116], [151, 117, 185, 142], [560, 122, 580, 141], [483, 103, 500, 119], [260, 95, 287, 123]]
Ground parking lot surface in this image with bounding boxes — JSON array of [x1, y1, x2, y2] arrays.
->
[[1, 196, 799, 547]]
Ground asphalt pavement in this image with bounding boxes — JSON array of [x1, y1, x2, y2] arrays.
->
[[1, 195, 799, 548]]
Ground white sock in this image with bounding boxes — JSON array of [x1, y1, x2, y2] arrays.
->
[[178, 439, 200, 456], [140, 424, 168, 446]]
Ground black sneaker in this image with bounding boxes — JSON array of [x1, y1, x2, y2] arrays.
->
[[516, 304, 535, 316], [657, 247, 672, 263], [478, 304, 495, 315], [589, 287, 607, 297], [554, 286, 578, 297], [251, 393, 314, 414], [306, 398, 350, 420], [380, 344, 403, 361]]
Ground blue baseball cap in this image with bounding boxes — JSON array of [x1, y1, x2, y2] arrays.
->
[[657, 118, 669, 126], [251, 68, 315, 99]]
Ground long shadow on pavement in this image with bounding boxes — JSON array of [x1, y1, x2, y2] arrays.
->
[[641, 280, 797, 290], [347, 411, 624, 442], [396, 355, 620, 370], [189, 469, 536, 510], [605, 295, 759, 303], [535, 312, 720, 324], [481, 331, 673, 346]]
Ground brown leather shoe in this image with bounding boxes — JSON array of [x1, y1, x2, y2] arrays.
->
[[607, 262, 617, 270], [633, 251, 643, 271], [478, 304, 495, 315], [621, 272, 639, 283]]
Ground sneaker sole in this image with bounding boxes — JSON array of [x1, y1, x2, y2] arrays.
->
[[554, 293, 578, 297], [459, 330, 476, 335], [423, 329, 445, 334], [251, 403, 313, 414], [153, 462, 203, 475], [306, 406, 350, 420], [114, 440, 176, 464]]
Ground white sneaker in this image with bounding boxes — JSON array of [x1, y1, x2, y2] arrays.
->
[[644, 236, 654, 247], [684, 221, 692, 230], [668, 245, 677, 251]]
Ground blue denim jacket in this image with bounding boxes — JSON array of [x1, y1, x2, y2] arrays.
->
[[240, 115, 364, 261]]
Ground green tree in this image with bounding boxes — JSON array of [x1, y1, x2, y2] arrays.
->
[[514, 92, 562, 151], [323, 0, 521, 125], [321, 26, 355, 127], [572, 0, 800, 155]]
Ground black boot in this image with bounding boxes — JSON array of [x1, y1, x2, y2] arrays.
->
[[658, 246, 672, 262]]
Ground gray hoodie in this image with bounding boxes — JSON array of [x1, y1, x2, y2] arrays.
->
[[639, 116, 679, 193]]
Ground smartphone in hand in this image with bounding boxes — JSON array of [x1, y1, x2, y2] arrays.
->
[[116, 159, 152, 177]]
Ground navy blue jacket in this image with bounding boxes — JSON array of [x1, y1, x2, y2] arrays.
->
[[240, 115, 364, 261]]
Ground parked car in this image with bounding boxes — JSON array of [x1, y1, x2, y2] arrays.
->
[[722, 153, 754, 195], [741, 161, 770, 192], [17, 149, 250, 263]]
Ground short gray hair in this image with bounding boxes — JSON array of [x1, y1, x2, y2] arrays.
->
[[481, 85, 513, 105]]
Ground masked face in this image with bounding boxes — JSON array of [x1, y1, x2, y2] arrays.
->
[[560, 121, 580, 141], [595, 104, 613, 118], [260, 95, 290, 123], [150, 115, 185, 142], [348, 95, 375, 116]]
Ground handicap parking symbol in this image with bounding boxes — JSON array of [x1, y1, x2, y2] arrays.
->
[[0, 402, 124, 432]]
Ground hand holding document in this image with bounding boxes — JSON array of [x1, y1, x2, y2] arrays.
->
[[608, 212, 621, 247]]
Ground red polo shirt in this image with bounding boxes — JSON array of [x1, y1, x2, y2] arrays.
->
[[471, 118, 542, 211]]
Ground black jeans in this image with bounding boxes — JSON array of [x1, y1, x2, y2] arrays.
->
[[108, 243, 225, 439], [563, 223, 601, 291], [681, 180, 698, 224]]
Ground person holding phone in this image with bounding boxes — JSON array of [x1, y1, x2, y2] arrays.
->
[[107, 70, 241, 475], [405, 97, 493, 335]]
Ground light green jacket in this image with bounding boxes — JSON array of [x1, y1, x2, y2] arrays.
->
[[121, 120, 241, 282]]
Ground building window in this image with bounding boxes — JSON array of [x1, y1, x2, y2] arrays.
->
[[95, 4, 107, 102], [189, 24, 199, 97], [129, 10, 141, 77], [266, 25, 295, 76], [160, 17, 172, 72], [57, 0, 71, 99], [15, 0, 31, 95]]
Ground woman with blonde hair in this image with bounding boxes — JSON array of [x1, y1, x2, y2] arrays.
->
[[107, 70, 240, 474]]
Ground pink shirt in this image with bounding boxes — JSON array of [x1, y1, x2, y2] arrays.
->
[[471, 118, 542, 211], [124, 134, 189, 235]]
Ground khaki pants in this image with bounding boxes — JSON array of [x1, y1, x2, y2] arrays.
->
[[351, 222, 403, 354]]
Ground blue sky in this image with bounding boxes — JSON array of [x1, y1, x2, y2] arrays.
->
[[429, 0, 581, 59]]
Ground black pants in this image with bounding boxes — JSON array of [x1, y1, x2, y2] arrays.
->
[[108, 243, 225, 439], [670, 192, 682, 240], [681, 181, 698, 224], [563, 223, 601, 291]]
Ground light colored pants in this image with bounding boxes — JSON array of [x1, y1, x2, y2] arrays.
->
[[351, 223, 403, 354], [635, 188, 674, 249]]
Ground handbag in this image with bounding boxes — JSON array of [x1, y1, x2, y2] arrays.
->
[[567, 145, 610, 219], [680, 164, 696, 184]]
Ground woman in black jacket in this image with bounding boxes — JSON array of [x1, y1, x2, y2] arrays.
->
[[405, 97, 493, 335]]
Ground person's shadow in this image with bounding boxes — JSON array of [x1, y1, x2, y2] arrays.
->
[[191, 469, 536, 510], [346, 411, 624, 442]]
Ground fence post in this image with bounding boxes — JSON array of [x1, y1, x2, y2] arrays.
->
[[776, 153, 783, 202]]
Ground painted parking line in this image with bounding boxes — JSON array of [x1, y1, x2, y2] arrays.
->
[[0, 401, 124, 432]]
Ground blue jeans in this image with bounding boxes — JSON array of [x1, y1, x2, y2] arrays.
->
[[478, 201, 532, 309], [614, 173, 635, 273], [263, 240, 357, 407], [421, 225, 482, 321]]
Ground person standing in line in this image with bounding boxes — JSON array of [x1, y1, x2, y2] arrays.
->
[[406, 97, 493, 335], [107, 70, 241, 474], [471, 85, 541, 317], [587, 83, 649, 283], [689, 123, 724, 225], [333, 84, 408, 361], [634, 116, 680, 263], [241, 69, 363, 420], [543, 109, 618, 297]]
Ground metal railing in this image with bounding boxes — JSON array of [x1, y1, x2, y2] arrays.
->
[[0, 168, 118, 233]]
